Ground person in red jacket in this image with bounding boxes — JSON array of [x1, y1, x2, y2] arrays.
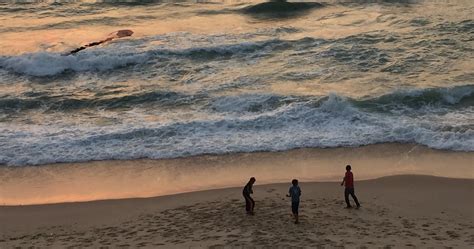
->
[[340, 165, 361, 209]]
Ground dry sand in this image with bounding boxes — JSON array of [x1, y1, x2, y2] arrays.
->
[[1, 175, 473, 248]]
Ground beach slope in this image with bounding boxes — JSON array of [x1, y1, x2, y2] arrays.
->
[[1, 175, 473, 248]]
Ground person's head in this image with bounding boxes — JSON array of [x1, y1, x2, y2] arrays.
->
[[346, 165, 351, 171], [292, 179, 298, 186], [249, 177, 256, 185]]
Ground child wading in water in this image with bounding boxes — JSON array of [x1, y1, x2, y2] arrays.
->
[[287, 179, 301, 224]]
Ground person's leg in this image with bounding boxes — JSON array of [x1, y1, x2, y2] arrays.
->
[[291, 202, 297, 223], [294, 202, 299, 224], [349, 188, 360, 207], [344, 188, 352, 208], [250, 197, 255, 214], [244, 194, 251, 213]]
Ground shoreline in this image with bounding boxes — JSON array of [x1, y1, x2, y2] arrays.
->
[[2, 141, 472, 169], [1, 173, 473, 208], [1, 175, 473, 248], [1, 143, 473, 206]]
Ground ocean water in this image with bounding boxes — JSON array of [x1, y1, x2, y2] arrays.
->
[[0, 0, 473, 166]]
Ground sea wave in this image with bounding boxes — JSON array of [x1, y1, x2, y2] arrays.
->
[[0, 90, 205, 112], [0, 51, 150, 77], [1, 86, 472, 166], [2, 21, 470, 78], [0, 37, 322, 77], [1, 85, 472, 113], [355, 85, 474, 110]]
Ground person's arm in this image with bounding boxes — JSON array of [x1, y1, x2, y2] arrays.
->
[[286, 188, 291, 197], [340, 175, 345, 186]]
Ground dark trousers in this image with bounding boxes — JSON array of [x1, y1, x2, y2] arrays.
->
[[344, 187, 360, 207], [243, 193, 254, 212], [291, 201, 299, 215]]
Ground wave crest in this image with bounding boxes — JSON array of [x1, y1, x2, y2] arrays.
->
[[0, 37, 322, 77], [1, 86, 473, 166]]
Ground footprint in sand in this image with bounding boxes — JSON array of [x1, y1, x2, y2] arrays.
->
[[446, 230, 460, 239], [266, 188, 276, 193]]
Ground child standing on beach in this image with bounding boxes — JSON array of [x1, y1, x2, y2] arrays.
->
[[287, 179, 301, 224], [243, 177, 256, 215], [340, 165, 361, 209]]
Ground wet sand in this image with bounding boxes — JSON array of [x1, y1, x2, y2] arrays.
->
[[1, 175, 473, 248], [1, 143, 473, 205], [1, 143, 473, 247]]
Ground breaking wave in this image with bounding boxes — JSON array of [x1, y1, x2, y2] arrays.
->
[[1, 86, 473, 166]]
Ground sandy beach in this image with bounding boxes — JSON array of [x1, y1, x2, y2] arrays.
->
[[1, 174, 473, 248], [1, 0, 473, 248], [1, 143, 473, 206]]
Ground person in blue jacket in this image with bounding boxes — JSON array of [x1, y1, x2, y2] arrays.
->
[[287, 179, 301, 224]]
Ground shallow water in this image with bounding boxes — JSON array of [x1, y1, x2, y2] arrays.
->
[[0, 0, 473, 166]]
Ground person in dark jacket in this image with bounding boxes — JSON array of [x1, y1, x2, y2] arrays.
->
[[243, 177, 256, 215]]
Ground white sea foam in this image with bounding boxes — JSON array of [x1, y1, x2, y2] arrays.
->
[[1, 91, 472, 166], [0, 51, 150, 77], [0, 33, 319, 77]]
